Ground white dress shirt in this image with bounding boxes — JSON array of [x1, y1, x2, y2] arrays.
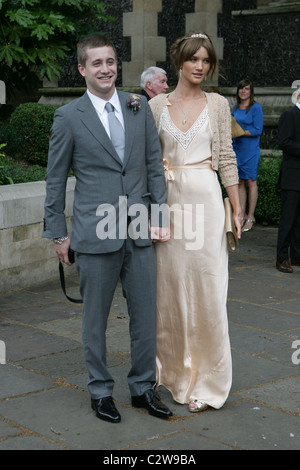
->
[[87, 89, 125, 138]]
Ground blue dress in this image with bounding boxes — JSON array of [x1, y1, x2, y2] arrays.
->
[[232, 102, 263, 180]]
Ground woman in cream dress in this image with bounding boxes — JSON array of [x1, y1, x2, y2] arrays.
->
[[149, 33, 242, 412]]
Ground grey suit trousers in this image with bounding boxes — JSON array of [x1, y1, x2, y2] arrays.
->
[[75, 237, 157, 399]]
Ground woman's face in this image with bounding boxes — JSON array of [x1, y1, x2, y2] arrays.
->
[[238, 85, 251, 101], [181, 46, 211, 85]]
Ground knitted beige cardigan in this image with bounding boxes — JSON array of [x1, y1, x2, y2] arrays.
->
[[149, 92, 239, 188]]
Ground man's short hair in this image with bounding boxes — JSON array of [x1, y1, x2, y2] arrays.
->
[[77, 33, 117, 66], [140, 66, 167, 88]]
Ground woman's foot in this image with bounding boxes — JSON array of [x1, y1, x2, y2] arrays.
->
[[242, 218, 255, 232], [188, 400, 209, 413]]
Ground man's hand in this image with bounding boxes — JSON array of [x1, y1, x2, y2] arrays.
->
[[54, 238, 72, 265], [150, 226, 171, 243]]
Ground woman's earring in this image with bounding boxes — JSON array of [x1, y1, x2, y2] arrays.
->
[[179, 67, 182, 78]]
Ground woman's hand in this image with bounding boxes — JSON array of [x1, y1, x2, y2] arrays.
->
[[150, 226, 171, 243], [233, 211, 243, 240], [226, 185, 243, 239]]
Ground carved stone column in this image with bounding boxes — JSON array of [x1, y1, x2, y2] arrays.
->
[[122, 0, 166, 86]]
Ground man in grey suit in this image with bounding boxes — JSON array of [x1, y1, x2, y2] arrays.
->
[[43, 34, 172, 423]]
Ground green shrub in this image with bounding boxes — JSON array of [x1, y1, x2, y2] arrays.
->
[[0, 121, 22, 157], [10, 103, 58, 166], [0, 104, 14, 122], [220, 153, 282, 225], [256, 155, 282, 225], [0, 144, 13, 184], [0, 152, 47, 186]]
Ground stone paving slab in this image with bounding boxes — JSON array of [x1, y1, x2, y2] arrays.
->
[[228, 300, 300, 331], [0, 363, 55, 399], [184, 400, 300, 451], [230, 351, 297, 392], [236, 376, 300, 415], [1, 321, 80, 362]]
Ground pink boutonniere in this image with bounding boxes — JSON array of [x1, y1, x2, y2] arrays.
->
[[127, 94, 141, 114]]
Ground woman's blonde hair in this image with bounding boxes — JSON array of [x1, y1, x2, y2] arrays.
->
[[170, 32, 217, 79]]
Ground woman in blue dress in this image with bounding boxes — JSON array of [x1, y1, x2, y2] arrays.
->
[[232, 79, 263, 231]]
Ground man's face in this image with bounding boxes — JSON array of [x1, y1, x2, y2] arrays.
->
[[147, 72, 168, 97], [78, 46, 117, 99]]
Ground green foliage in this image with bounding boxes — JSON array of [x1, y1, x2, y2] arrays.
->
[[0, 144, 13, 185], [0, 0, 114, 97], [220, 153, 282, 225], [0, 152, 47, 186], [256, 155, 282, 225], [0, 120, 22, 156], [0, 103, 14, 122], [10, 102, 58, 166], [0, 144, 14, 184]]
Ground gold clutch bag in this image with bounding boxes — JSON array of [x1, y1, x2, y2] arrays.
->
[[231, 116, 245, 138], [224, 197, 238, 251]]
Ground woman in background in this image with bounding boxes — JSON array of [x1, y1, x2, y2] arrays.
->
[[232, 79, 263, 231]]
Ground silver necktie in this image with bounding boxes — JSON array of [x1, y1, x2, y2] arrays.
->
[[105, 102, 125, 162]]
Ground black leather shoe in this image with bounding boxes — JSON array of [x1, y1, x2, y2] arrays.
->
[[131, 389, 173, 419], [276, 260, 293, 273], [291, 259, 300, 266], [91, 397, 121, 423]]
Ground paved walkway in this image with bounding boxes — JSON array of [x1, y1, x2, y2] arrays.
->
[[0, 225, 299, 451]]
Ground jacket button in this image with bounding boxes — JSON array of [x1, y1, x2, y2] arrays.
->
[[122, 171, 126, 176]]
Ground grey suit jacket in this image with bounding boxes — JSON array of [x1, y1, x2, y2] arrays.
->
[[43, 91, 167, 253]]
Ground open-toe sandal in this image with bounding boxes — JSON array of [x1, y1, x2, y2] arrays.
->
[[242, 218, 255, 232], [188, 400, 209, 413]]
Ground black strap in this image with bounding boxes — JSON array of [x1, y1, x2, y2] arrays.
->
[[59, 260, 83, 304]]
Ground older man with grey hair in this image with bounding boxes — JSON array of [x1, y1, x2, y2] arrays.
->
[[140, 66, 168, 101]]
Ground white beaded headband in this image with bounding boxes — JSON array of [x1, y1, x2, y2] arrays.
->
[[190, 33, 208, 39]]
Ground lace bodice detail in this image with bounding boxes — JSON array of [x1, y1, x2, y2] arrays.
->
[[159, 105, 209, 151], [149, 93, 239, 187]]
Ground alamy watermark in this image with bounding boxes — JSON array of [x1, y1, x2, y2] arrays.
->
[[95, 196, 205, 251], [0, 340, 6, 364], [291, 340, 300, 365]]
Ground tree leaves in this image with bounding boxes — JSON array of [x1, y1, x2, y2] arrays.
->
[[0, 0, 113, 95]]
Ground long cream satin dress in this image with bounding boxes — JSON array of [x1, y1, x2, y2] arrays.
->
[[155, 104, 232, 409]]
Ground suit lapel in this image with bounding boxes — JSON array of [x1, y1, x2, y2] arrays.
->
[[118, 91, 136, 167], [77, 92, 122, 165]]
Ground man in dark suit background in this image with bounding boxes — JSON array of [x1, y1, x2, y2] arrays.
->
[[43, 34, 172, 422], [276, 85, 300, 273]]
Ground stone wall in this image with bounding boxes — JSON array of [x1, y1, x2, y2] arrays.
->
[[57, 0, 299, 90], [59, 0, 224, 89], [0, 179, 76, 293], [219, 0, 300, 87]]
